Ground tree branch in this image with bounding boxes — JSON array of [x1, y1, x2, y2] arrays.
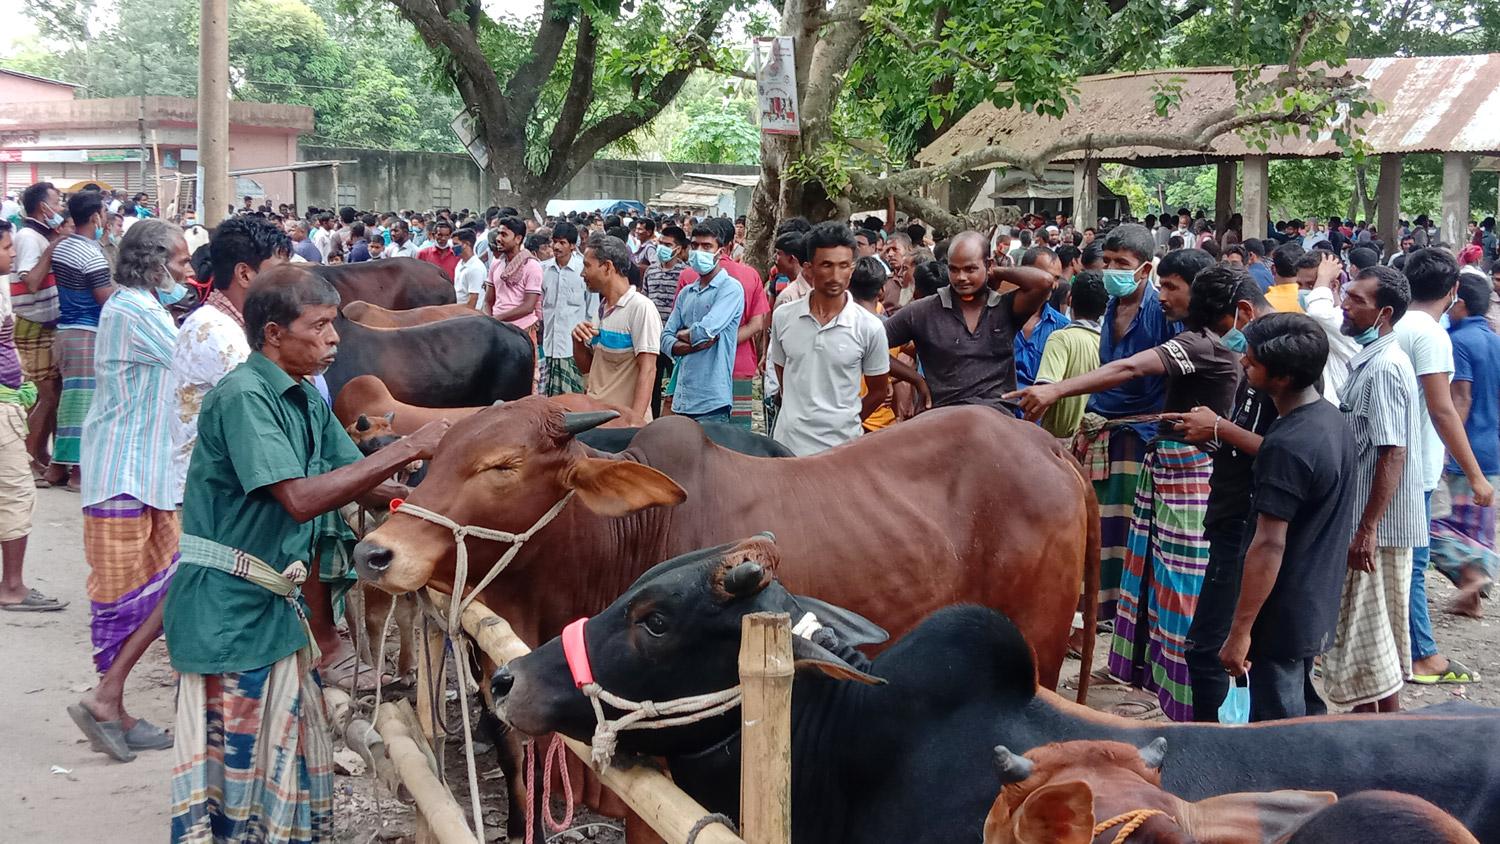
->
[[546, 12, 598, 154], [389, 0, 510, 132], [502, 0, 574, 119]]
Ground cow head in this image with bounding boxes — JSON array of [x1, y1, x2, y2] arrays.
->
[[346, 411, 401, 456], [982, 739, 1336, 844], [353, 396, 687, 593], [492, 533, 889, 759]]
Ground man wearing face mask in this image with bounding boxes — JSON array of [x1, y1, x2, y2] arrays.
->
[[416, 219, 460, 280], [70, 220, 191, 761], [643, 225, 687, 417], [1009, 256, 1242, 721], [1019, 224, 1180, 623], [1322, 266, 1424, 715], [660, 224, 745, 423], [50, 190, 116, 490]]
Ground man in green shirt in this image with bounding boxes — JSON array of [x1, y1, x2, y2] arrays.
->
[[1034, 270, 1106, 441], [165, 265, 447, 843]]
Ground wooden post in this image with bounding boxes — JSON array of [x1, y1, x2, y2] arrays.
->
[[377, 702, 479, 844], [197, 0, 229, 224], [1214, 161, 1237, 232], [414, 614, 450, 844], [737, 614, 793, 844], [455, 598, 747, 844], [1377, 153, 1403, 259]]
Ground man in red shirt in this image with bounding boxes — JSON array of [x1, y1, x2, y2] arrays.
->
[[676, 217, 771, 429], [416, 220, 460, 280]]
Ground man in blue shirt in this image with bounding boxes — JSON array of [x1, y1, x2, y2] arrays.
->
[[661, 224, 744, 422], [1013, 246, 1070, 389], [1431, 274, 1500, 617], [1244, 238, 1274, 292]]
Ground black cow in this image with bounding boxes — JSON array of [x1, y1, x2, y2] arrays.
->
[[578, 422, 795, 457], [309, 257, 455, 310], [325, 316, 533, 407], [493, 536, 1500, 843]]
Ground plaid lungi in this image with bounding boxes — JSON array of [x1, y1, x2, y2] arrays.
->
[[543, 355, 585, 397], [1082, 425, 1150, 618], [1430, 471, 1500, 588], [54, 327, 96, 466], [170, 653, 334, 843], [14, 316, 58, 382], [1323, 546, 1413, 707], [1107, 440, 1213, 722], [730, 378, 755, 430], [83, 495, 180, 673]]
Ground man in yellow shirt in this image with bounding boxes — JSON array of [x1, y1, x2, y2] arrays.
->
[[1265, 242, 1307, 313], [1034, 271, 1106, 441]]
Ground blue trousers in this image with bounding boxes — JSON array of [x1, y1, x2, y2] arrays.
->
[[1411, 490, 1437, 661]]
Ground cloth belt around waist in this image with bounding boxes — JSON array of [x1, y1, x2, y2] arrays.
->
[[178, 533, 321, 664], [0, 382, 37, 408]]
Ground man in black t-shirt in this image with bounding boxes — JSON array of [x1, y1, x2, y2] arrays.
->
[[1217, 312, 1357, 721]]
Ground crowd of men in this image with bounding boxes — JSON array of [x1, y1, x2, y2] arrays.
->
[[5, 175, 1500, 841]]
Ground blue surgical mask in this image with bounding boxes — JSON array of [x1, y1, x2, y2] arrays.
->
[[453, 245, 463, 258], [657, 244, 675, 264], [1101, 268, 1141, 297], [47, 211, 63, 228], [1439, 312, 1452, 330], [687, 249, 717, 275], [157, 282, 189, 306], [94, 226, 104, 240], [1297, 290, 1309, 310], [1353, 325, 1380, 347], [1221, 327, 1247, 354]]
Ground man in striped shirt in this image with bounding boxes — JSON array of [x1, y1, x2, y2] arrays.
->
[[1324, 266, 1426, 715]]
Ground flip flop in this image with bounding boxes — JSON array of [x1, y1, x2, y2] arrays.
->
[[320, 651, 397, 693], [123, 719, 174, 751], [67, 704, 136, 762], [1, 588, 68, 612], [1410, 658, 1481, 685]]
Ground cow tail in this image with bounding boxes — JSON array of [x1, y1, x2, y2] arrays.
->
[[1076, 464, 1101, 706]]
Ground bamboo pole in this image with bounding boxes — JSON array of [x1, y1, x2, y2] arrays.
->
[[454, 598, 746, 844], [414, 615, 450, 844], [737, 613, 793, 844], [376, 703, 478, 844]]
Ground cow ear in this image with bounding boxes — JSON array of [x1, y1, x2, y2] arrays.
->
[[1011, 781, 1095, 844], [792, 596, 889, 647], [791, 635, 885, 685], [565, 457, 686, 517], [1182, 789, 1337, 843], [981, 791, 1013, 844]]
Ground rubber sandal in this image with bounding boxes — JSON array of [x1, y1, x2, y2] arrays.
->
[[320, 651, 397, 693], [123, 719, 174, 751], [1, 588, 68, 612], [67, 704, 136, 762], [1410, 658, 1481, 685]]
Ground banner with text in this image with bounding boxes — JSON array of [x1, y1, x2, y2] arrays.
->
[[754, 36, 801, 136]]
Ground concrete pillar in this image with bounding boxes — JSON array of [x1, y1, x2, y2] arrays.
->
[[1215, 161, 1237, 231], [1241, 155, 1269, 242], [197, 0, 229, 225], [1072, 159, 1099, 231], [1377, 153, 1403, 258], [1441, 152, 1473, 247]]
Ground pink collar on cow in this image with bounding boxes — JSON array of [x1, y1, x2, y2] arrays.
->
[[563, 617, 594, 689]]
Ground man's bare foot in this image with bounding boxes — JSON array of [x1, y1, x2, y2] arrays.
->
[[1448, 588, 1485, 618], [80, 689, 137, 731]]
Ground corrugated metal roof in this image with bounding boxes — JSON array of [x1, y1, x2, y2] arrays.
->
[[916, 53, 1500, 168]]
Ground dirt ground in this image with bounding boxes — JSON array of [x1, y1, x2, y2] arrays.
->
[[6, 482, 1498, 842]]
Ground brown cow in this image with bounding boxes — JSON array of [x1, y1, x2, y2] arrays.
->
[[333, 375, 633, 437], [342, 299, 484, 328], [308, 257, 455, 310], [983, 740, 1336, 844], [355, 397, 1099, 694]]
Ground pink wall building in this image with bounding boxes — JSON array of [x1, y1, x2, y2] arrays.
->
[[0, 69, 313, 212]]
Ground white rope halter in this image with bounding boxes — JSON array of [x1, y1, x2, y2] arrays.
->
[[560, 616, 743, 771], [392, 491, 575, 844]]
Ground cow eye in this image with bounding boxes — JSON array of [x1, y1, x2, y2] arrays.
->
[[641, 611, 669, 638]]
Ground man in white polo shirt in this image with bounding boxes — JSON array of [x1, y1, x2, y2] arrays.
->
[[573, 233, 661, 425], [769, 221, 890, 456]]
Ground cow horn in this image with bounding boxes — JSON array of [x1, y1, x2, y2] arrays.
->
[[384, 411, 395, 424], [355, 414, 371, 432], [992, 746, 1034, 783], [724, 561, 764, 597], [562, 411, 619, 435], [1138, 737, 1167, 771], [491, 399, 506, 407]]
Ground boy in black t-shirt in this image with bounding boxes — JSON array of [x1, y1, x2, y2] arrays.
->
[[1218, 313, 1357, 721]]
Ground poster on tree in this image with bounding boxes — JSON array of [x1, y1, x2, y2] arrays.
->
[[753, 36, 801, 136]]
